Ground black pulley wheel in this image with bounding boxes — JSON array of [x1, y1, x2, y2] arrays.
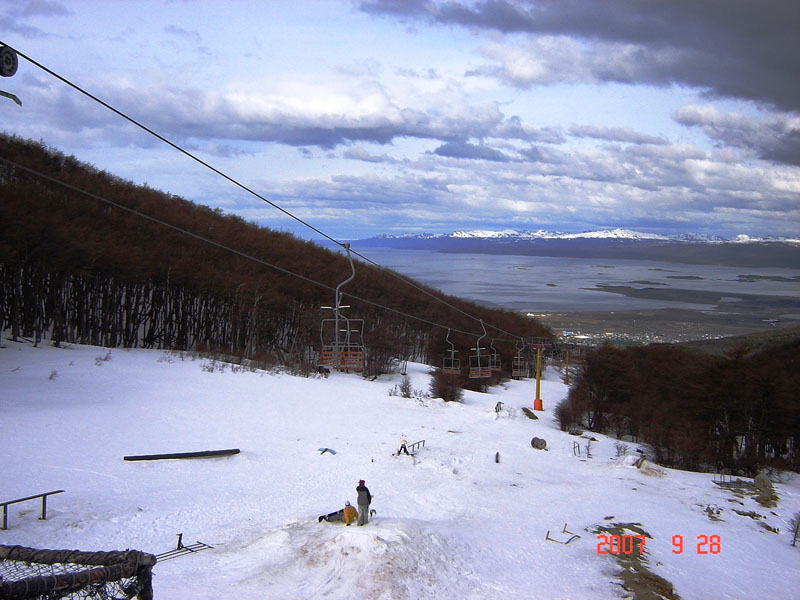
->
[[1, 46, 19, 77]]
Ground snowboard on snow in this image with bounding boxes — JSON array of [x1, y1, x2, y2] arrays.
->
[[318, 509, 344, 523]]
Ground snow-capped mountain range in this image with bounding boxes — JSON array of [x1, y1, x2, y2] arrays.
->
[[371, 228, 798, 244], [354, 229, 800, 268]]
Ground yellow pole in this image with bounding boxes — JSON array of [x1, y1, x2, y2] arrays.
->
[[534, 347, 543, 410]]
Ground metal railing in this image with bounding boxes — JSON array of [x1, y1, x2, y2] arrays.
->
[[1, 490, 64, 530]]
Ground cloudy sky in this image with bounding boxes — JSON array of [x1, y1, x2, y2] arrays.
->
[[2, 0, 799, 240]]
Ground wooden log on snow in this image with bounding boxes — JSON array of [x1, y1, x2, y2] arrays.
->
[[124, 449, 240, 461]]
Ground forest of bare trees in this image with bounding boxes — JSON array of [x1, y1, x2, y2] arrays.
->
[[0, 133, 549, 377], [557, 342, 800, 474]]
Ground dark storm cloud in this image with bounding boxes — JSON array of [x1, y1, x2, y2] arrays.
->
[[360, 0, 800, 112], [674, 106, 800, 167]]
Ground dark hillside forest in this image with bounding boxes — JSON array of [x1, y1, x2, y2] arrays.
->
[[0, 134, 549, 376], [559, 341, 800, 474]]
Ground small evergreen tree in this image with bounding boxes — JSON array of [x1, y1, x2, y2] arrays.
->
[[399, 374, 413, 398]]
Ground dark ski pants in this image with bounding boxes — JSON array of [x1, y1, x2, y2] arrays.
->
[[358, 504, 369, 526]]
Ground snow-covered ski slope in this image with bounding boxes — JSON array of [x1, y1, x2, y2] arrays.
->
[[2, 340, 799, 599]]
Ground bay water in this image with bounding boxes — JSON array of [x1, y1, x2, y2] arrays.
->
[[350, 247, 800, 314]]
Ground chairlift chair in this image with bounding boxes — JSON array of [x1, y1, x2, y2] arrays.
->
[[442, 328, 461, 374], [469, 321, 492, 379], [469, 352, 492, 379], [512, 339, 528, 378], [339, 318, 365, 372], [320, 316, 365, 372], [488, 339, 502, 373], [319, 244, 366, 373]]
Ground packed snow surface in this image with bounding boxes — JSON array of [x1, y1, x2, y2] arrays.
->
[[2, 340, 799, 599]]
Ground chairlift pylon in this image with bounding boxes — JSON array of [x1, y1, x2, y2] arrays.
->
[[319, 243, 365, 373]]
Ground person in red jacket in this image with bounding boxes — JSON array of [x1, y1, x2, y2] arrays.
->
[[356, 480, 371, 526], [343, 501, 358, 526]]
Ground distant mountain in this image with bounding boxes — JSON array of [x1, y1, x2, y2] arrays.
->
[[370, 228, 798, 243], [358, 229, 800, 268]]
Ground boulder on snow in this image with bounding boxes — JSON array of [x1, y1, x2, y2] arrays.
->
[[754, 472, 778, 507], [754, 472, 774, 493], [530, 437, 547, 450]]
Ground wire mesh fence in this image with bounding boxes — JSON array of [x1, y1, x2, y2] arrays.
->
[[0, 545, 155, 600]]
